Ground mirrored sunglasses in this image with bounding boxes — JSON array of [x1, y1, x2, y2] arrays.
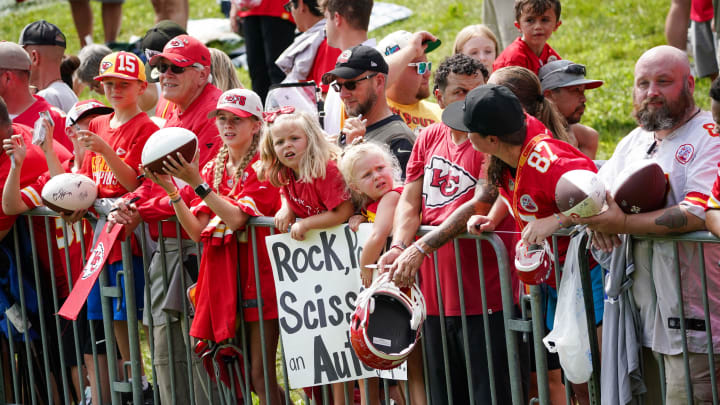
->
[[408, 62, 432, 75]]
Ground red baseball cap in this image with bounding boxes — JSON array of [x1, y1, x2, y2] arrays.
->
[[149, 34, 211, 68]]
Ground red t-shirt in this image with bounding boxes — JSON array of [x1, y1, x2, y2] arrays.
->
[[691, 0, 713, 22], [237, 0, 294, 20], [406, 122, 518, 316], [80, 112, 157, 198], [188, 154, 281, 342], [164, 83, 223, 167], [307, 38, 342, 94], [127, 179, 195, 240], [363, 186, 403, 223], [493, 37, 561, 75], [154, 94, 177, 120], [0, 124, 72, 230], [13, 95, 71, 151], [280, 160, 350, 218], [20, 171, 93, 298], [499, 114, 597, 287]]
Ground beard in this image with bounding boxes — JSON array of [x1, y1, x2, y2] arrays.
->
[[346, 87, 377, 117], [633, 83, 694, 131]]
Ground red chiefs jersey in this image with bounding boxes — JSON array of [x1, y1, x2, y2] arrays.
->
[[13, 95, 71, 151], [493, 37, 561, 75], [163, 83, 223, 167], [80, 112, 157, 198], [362, 186, 403, 223], [499, 114, 596, 287], [406, 122, 518, 316], [20, 171, 94, 298], [189, 154, 281, 342], [307, 38, 342, 94], [281, 160, 350, 218]]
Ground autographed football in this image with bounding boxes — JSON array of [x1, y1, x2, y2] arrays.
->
[[554, 170, 606, 218], [612, 160, 667, 214], [141, 127, 198, 174], [41, 173, 98, 214]]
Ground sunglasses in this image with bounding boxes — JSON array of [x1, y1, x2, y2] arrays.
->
[[408, 62, 432, 75], [331, 73, 378, 92], [546, 63, 586, 77], [283, 0, 297, 13], [157, 63, 202, 74]]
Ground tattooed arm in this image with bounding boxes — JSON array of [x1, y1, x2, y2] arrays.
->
[[386, 180, 499, 288], [576, 191, 705, 235]]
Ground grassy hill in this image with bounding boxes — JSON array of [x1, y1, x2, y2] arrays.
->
[[0, 0, 709, 158]]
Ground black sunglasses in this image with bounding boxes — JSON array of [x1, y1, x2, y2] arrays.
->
[[283, 0, 297, 13], [547, 63, 587, 77], [331, 73, 378, 92], [157, 63, 189, 74]]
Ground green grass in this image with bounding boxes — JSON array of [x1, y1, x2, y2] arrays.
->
[[1, 0, 711, 159]]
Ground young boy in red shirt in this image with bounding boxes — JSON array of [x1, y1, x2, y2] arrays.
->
[[493, 0, 562, 74]]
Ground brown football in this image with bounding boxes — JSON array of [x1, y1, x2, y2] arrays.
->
[[554, 170, 605, 218], [141, 127, 198, 174], [612, 160, 667, 214]]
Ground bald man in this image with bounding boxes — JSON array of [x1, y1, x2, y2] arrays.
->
[[577, 45, 720, 404]]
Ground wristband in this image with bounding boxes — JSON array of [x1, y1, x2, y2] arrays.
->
[[167, 188, 179, 200], [412, 241, 431, 258], [170, 195, 182, 204], [390, 242, 406, 252], [553, 213, 564, 228]]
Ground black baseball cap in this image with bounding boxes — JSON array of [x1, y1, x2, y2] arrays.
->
[[442, 84, 524, 135], [140, 20, 188, 52], [321, 45, 389, 85], [19, 20, 66, 48]]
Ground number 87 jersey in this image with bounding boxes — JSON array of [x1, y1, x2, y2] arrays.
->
[[499, 115, 597, 233]]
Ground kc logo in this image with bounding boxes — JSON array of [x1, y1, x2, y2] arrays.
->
[[224, 94, 247, 106], [100, 61, 113, 73], [81, 242, 105, 280], [423, 156, 477, 208]]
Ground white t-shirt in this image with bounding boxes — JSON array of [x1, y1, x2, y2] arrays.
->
[[599, 110, 720, 354], [38, 80, 78, 113]]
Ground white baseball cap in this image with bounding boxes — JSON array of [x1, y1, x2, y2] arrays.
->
[[207, 88, 264, 121], [66, 99, 113, 128]]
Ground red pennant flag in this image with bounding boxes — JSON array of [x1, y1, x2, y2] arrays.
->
[[58, 223, 125, 320]]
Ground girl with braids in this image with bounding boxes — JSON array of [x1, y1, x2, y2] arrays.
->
[[144, 88, 283, 405]]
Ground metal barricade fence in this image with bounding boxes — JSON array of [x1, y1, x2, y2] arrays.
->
[[18, 208, 720, 405]]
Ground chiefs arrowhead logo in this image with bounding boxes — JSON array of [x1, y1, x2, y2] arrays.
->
[[81, 242, 105, 280], [520, 194, 538, 212], [337, 49, 352, 64], [100, 61, 113, 73], [167, 38, 189, 49], [422, 156, 477, 208]]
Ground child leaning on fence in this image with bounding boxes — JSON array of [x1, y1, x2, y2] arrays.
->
[[143, 88, 283, 405], [259, 110, 354, 404], [339, 140, 427, 405]]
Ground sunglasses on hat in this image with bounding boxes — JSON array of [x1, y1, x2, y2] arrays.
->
[[283, 0, 297, 13], [546, 63, 586, 77], [331, 72, 378, 92], [408, 62, 431, 75]]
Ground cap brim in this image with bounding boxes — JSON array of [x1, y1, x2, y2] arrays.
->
[[442, 101, 471, 132], [321, 66, 366, 85], [149, 52, 195, 67], [423, 38, 442, 54], [543, 78, 604, 92], [207, 107, 255, 119], [68, 106, 114, 127], [93, 73, 144, 81]]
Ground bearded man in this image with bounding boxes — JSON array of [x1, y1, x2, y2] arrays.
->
[[576, 45, 720, 404]]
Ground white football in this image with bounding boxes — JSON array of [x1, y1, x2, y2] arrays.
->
[[554, 170, 606, 218], [41, 173, 98, 214], [141, 127, 198, 173]]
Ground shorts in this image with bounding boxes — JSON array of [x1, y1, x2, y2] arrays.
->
[[87, 256, 145, 321], [665, 352, 720, 404], [690, 20, 719, 78], [546, 263, 604, 330], [58, 306, 107, 368]]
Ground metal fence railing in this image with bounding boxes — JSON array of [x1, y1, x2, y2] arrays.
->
[[4, 208, 718, 404]]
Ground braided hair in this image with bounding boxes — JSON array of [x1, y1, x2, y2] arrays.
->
[[212, 119, 263, 195]]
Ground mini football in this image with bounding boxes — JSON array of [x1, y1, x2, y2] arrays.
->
[[554, 170, 606, 218], [612, 160, 667, 214], [141, 127, 198, 174], [41, 173, 98, 214]]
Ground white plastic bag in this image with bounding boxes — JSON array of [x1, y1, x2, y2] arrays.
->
[[542, 235, 593, 383]]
